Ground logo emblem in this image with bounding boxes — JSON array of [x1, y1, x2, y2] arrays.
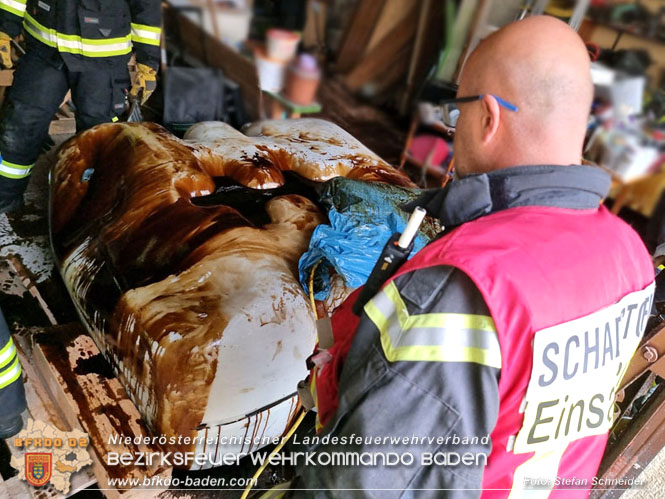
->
[[25, 453, 52, 487]]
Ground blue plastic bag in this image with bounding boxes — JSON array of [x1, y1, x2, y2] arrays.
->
[[299, 177, 440, 300]]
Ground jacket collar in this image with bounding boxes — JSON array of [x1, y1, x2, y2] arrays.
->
[[406, 164, 611, 228]]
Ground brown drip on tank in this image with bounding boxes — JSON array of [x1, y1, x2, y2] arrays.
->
[[50, 122, 414, 456], [214, 426, 221, 463], [240, 418, 250, 454]]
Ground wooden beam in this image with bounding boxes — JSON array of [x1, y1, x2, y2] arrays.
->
[[371, 43, 412, 98], [400, 0, 432, 114], [344, 5, 418, 91], [335, 0, 387, 73], [1, 265, 97, 497], [7, 331, 97, 498], [366, 0, 416, 52]]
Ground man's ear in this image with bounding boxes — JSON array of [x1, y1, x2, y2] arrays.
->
[[480, 94, 501, 144]]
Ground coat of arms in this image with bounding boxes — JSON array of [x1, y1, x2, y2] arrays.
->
[[25, 453, 52, 487]]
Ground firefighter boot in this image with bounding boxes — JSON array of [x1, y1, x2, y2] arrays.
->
[[0, 176, 28, 215], [0, 415, 22, 439]]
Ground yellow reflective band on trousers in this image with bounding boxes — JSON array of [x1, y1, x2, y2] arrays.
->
[[0, 0, 26, 18], [0, 158, 33, 179], [364, 281, 502, 368], [131, 23, 161, 47], [23, 13, 132, 57], [0, 338, 21, 390]]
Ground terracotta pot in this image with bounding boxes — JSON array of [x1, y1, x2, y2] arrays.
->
[[284, 64, 321, 106]]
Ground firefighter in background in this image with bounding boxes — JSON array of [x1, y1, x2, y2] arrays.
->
[[0, 0, 161, 214], [0, 306, 24, 438]]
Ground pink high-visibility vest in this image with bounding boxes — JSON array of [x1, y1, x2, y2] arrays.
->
[[316, 204, 654, 497]]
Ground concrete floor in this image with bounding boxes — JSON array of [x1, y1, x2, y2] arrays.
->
[[621, 448, 665, 499]]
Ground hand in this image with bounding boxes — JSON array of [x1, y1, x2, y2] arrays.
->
[[0, 32, 12, 69], [129, 63, 157, 105]]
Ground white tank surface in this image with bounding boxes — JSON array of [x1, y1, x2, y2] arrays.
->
[[49, 119, 414, 469]]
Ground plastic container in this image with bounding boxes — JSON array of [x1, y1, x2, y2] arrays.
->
[[255, 48, 287, 92], [266, 29, 301, 62], [284, 54, 321, 106]]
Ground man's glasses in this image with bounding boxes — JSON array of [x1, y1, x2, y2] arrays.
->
[[440, 94, 519, 129]]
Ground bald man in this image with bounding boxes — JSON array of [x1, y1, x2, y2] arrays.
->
[[290, 16, 655, 498]]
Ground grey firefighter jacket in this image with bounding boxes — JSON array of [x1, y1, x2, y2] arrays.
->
[[291, 164, 613, 498]]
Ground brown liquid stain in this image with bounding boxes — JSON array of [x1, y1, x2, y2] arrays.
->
[[49, 121, 413, 464], [272, 341, 283, 360]]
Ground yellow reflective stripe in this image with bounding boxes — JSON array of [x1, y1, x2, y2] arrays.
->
[[0, 355, 21, 389], [131, 34, 159, 47], [2, 159, 32, 170], [0, 159, 33, 179], [131, 23, 161, 47], [0, 340, 16, 369], [0, 0, 26, 17], [0, 4, 25, 17], [131, 22, 161, 34], [58, 31, 131, 45], [0, 169, 31, 179], [408, 311, 497, 332], [364, 281, 502, 368], [0, 337, 14, 358], [23, 13, 132, 57], [23, 12, 56, 46]]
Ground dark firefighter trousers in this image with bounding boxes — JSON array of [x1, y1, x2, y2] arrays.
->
[[0, 49, 130, 192]]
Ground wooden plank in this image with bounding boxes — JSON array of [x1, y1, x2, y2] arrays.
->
[[344, 6, 418, 91], [366, 0, 417, 52], [31, 325, 171, 499], [1, 265, 96, 498], [592, 386, 665, 498], [0, 69, 13, 86], [302, 0, 327, 54], [6, 256, 57, 327], [48, 118, 76, 136], [9, 332, 97, 498], [371, 43, 412, 99], [335, 0, 387, 73]]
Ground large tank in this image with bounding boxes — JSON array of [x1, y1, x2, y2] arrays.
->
[[48, 119, 414, 469]]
